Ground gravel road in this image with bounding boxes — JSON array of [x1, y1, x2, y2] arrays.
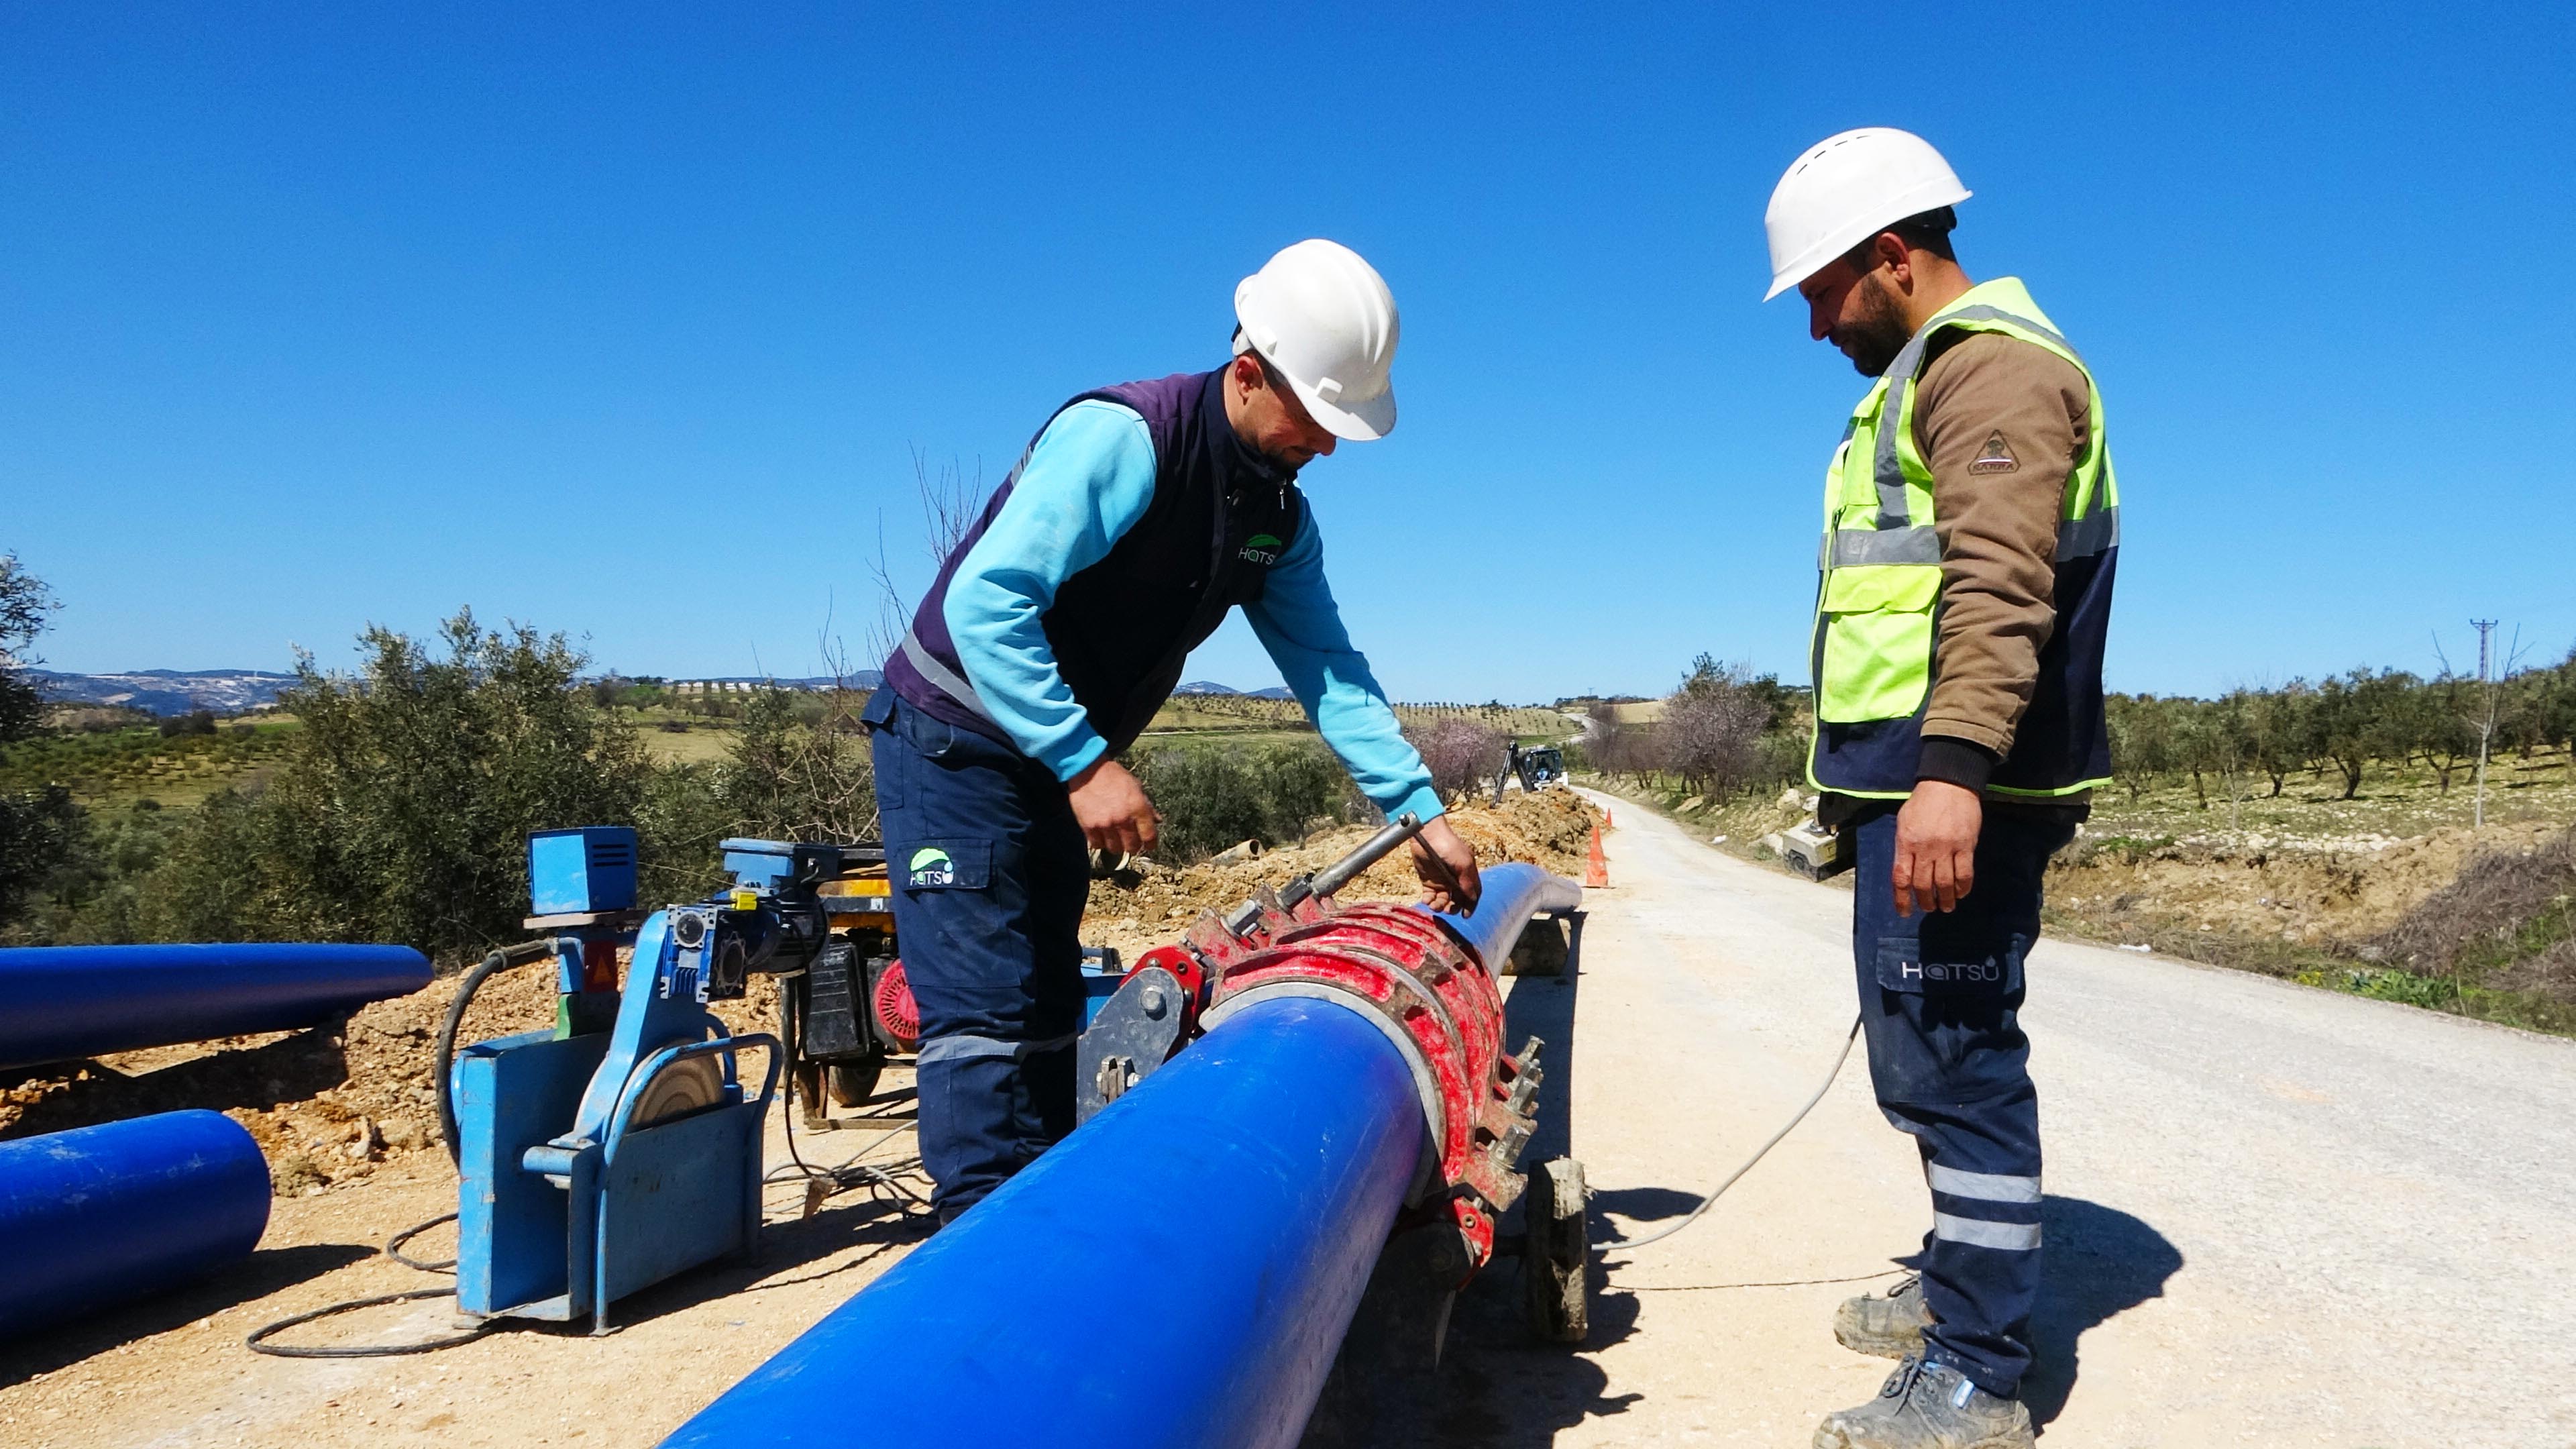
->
[[1436, 790, 2576, 1446]]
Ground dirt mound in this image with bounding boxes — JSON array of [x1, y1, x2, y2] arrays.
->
[[2047, 818, 2569, 948], [2369, 825, 2575, 977], [1082, 787, 1599, 961]]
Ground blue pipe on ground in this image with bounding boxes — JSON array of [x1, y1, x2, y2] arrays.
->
[[1427, 862, 1582, 968], [0, 943, 433, 1069], [661, 994, 1425, 1449], [0, 1110, 271, 1336]]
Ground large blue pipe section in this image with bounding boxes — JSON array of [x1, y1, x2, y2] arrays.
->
[[661, 994, 1426, 1449], [1426, 862, 1582, 969], [0, 943, 433, 1069], [0, 1110, 271, 1336]]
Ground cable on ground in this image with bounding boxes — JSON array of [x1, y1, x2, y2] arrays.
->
[[246, 1287, 486, 1358], [1597, 1014, 1863, 1252], [771, 1080, 936, 1223], [245, 1212, 489, 1358], [383, 1211, 459, 1273]]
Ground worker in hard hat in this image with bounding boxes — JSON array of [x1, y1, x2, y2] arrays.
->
[[866, 238, 1483, 1224], [1762, 129, 2119, 1449]]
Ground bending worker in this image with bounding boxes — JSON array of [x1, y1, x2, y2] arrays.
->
[[1762, 130, 2120, 1449], [866, 238, 1483, 1223]]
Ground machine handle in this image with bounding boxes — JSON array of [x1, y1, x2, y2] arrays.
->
[[1308, 812, 1424, 900], [602, 1034, 783, 1156]]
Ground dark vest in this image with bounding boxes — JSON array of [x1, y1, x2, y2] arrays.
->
[[886, 369, 1306, 761]]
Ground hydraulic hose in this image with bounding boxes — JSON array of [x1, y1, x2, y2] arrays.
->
[[431, 938, 560, 1167]]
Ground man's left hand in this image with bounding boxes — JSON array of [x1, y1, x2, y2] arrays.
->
[[1410, 817, 1482, 914], [1892, 780, 1982, 918]]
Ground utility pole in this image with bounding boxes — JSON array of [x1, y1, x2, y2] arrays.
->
[[2471, 619, 2498, 830]]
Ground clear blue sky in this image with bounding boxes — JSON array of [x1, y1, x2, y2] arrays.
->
[[7, 4, 2571, 701]]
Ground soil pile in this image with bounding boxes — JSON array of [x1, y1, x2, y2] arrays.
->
[[1081, 786, 1599, 961], [2047, 818, 2568, 948]]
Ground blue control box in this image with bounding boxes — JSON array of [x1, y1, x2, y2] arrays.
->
[[528, 826, 639, 916], [719, 837, 844, 892]]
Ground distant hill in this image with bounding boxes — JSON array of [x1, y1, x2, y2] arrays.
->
[[1175, 680, 1294, 700], [663, 672, 883, 692], [31, 667, 890, 716], [34, 669, 297, 716]]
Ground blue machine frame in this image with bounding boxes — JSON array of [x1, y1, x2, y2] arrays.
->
[[453, 905, 781, 1334]]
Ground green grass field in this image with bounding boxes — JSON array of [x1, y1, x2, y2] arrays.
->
[[0, 719, 301, 808]]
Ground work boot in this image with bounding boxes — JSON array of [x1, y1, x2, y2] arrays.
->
[[1813, 1356, 2033, 1449], [1833, 1274, 1930, 1358]]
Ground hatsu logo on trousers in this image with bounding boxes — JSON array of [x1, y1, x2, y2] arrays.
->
[[908, 847, 955, 888], [1236, 533, 1285, 566], [1896, 959, 2006, 985]]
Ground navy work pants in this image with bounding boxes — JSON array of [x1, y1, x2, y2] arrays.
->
[[1848, 804, 2077, 1400], [864, 691, 1090, 1221]]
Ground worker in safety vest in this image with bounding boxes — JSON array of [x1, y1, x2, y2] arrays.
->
[[867, 239, 1482, 1224], [1763, 129, 2118, 1449]]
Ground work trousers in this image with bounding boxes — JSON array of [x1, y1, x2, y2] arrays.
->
[[863, 690, 1090, 1222], [1848, 804, 2078, 1401]]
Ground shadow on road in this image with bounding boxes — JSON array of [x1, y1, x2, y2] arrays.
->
[[1587, 1185, 1703, 1226], [0, 1240, 375, 1389], [2025, 1195, 2182, 1431], [568, 1186, 933, 1332], [1413, 918, 1650, 1446]]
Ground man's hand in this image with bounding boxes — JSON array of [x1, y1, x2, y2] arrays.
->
[[1409, 816, 1483, 914], [1891, 779, 1982, 918], [1067, 758, 1159, 857]]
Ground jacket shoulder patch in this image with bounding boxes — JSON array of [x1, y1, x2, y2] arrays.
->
[[1970, 431, 2019, 474]]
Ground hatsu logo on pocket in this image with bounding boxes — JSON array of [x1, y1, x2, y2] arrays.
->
[[908, 847, 956, 888], [1236, 533, 1285, 566], [1923, 960, 2005, 985]]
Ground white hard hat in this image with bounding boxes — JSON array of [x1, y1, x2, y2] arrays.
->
[[1233, 239, 1399, 441], [1762, 128, 1971, 301]]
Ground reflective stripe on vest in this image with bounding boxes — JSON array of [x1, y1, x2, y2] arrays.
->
[[1809, 276, 2118, 799]]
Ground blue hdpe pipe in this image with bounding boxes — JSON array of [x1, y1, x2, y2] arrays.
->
[[661, 994, 1427, 1449], [0, 943, 433, 1070], [0, 1110, 271, 1336], [1426, 863, 1582, 969]]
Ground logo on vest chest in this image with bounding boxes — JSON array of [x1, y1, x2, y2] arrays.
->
[[1235, 533, 1285, 566], [1970, 431, 2020, 474]]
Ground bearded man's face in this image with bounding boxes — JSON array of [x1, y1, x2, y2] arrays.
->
[[1799, 258, 1913, 378]]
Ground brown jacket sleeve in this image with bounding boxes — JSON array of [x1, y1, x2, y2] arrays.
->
[[1908, 329, 2092, 788]]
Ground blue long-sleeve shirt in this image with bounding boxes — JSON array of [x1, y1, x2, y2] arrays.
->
[[943, 400, 1443, 824]]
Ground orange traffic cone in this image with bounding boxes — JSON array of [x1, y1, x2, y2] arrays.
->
[[1584, 823, 1611, 889]]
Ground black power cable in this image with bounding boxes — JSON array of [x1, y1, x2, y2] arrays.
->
[[246, 1287, 485, 1358], [246, 1214, 487, 1358]]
